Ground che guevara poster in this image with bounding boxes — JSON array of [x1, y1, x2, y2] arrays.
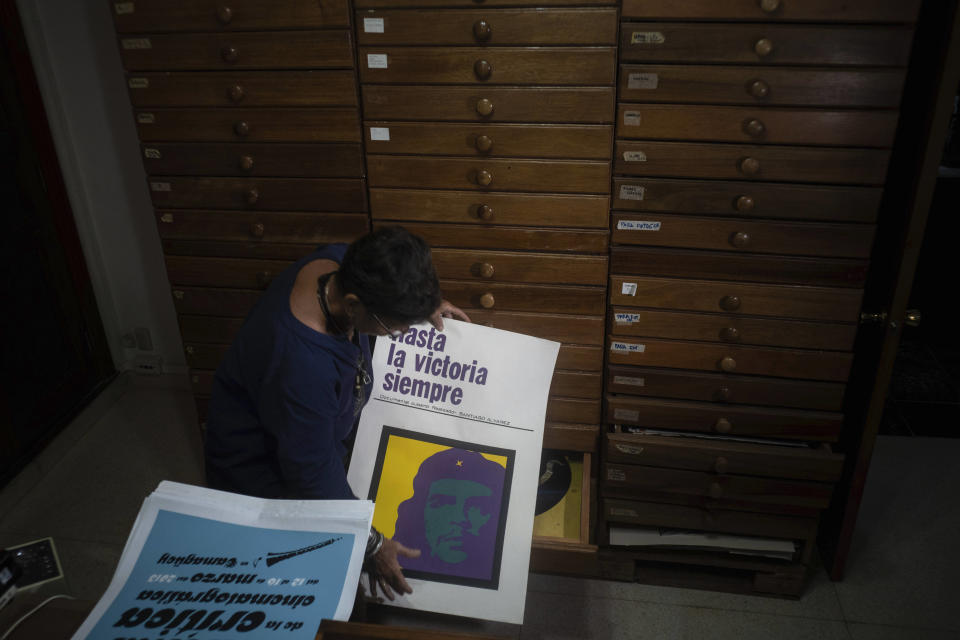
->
[[347, 319, 560, 623]]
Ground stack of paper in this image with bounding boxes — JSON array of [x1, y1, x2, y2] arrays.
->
[[609, 526, 797, 560]]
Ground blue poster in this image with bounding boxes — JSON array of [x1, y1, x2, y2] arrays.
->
[[84, 510, 355, 639]]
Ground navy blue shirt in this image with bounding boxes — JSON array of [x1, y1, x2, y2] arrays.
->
[[204, 244, 373, 500]]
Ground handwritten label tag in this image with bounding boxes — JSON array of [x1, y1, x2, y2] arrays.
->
[[617, 220, 661, 231], [114, 2, 135, 15], [606, 467, 627, 482], [363, 18, 385, 33], [136, 113, 155, 124], [613, 376, 645, 387], [614, 313, 641, 324], [150, 182, 171, 192], [609, 506, 639, 518], [623, 110, 642, 126], [623, 151, 647, 162], [627, 72, 659, 89], [367, 54, 388, 69], [621, 282, 637, 296], [619, 185, 645, 201], [369, 127, 390, 141], [159, 213, 174, 223], [631, 31, 665, 45], [143, 148, 161, 159], [121, 38, 151, 50], [611, 341, 645, 354], [612, 408, 640, 423], [127, 77, 149, 89]]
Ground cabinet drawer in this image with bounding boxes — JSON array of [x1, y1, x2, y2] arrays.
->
[[363, 86, 615, 123], [547, 397, 601, 424], [135, 109, 361, 143], [603, 463, 833, 510], [606, 336, 852, 381], [551, 371, 603, 399], [358, 47, 615, 84], [156, 210, 368, 244], [604, 499, 817, 542], [611, 246, 868, 288], [606, 433, 843, 483], [167, 256, 291, 290], [466, 310, 605, 346], [620, 0, 920, 22], [173, 289, 259, 317], [606, 396, 842, 441], [356, 9, 617, 45], [184, 342, 228, 370], [617, 141, 890, 186], [606, 365, 845, 411], [112, 0, 350, 31], [608, 307, 856, 351], [558, 345, 602, 371], [618, 65, 906, 108], [616, 105, 898, 148], [179, 314, 245, 343], [119, 31, 354, 71], [162, 240, 353, 261], [609, 275, 862, 322], [432, 249, 608, 285], [612, 178, 881, 223], [141, 143, 363, 177], [364, 122, 612, 159], [381, 222, 609, 253], [440, 280, 605, 315], [357, 0, 615, 6], [367, 156, 610, 194], [126, 71, 358, 108], [148, 177, 367, 212], [619, 24, 913, 67], [190, 370, 215, 396], [611, 213, 875, 259], [370, 188, 609, 228]]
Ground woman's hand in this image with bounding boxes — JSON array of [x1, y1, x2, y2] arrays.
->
[[429, 300, 471, 331], [369, 538, 420, 601]]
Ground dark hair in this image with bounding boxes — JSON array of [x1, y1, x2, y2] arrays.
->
[[338, 226, 442, 324]]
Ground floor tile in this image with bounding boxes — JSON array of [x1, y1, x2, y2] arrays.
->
[[848, 622, 960, 640]]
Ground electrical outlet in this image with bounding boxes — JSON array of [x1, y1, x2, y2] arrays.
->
[[133, 355, 163, 375]]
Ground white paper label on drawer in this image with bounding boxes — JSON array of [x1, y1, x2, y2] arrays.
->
[[369, 127, 390, 141], [150, 182, 171, 192], [121, 38, 152, 50], [136, 113, 155, 124], [623, 110, 642, 126], [159, 213, 174, 223], [606, 467, 627, 482], [363, 18, 385, 33], [127, 77, 149, 89], [623, 151, 647, 162], [619, 185, 645, 201], [631, 31, 665, 45], [613, 408, 639, 422], [114, 2, 135, 15], [611, 341, 645, 354], [614, 313, 641, 324], [621, 282, 637, 296], [609, 506, 639, 518], [617, 220, 661, 231], [613, 375, 646, 387], [627, 72, 659, 89], [367, 54, 388, 69], [143, 148, 161, 159]]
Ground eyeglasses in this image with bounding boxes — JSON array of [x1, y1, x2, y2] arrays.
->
[[372, 313, 404, 338]]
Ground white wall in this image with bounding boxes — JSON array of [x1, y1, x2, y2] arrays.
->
[[16, 0, 185, 372]]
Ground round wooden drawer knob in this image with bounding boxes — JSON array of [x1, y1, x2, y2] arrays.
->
[[719, 326, 740, 342], [743, 119, 766, 137], [754, 38, 774, 58], [729, 231, 751, 248], [719, 295, 741, 311], [475, 134, 493, 152], [185, 345, 195, 355], [719, 356, 737, 372], [473, 20, 492, 42], [474, 59, 492, 80], [735, 195, 755, 212], [480, 292, 495, 308], [234, 121, 250, 137], [477, 204, 494, 220], [708, 482, 724, 499], [244, 188, 260, 205], [714, 417, 733, 433], [476, 98, 495, 117], [478, 262, 495, 278], [760, 0, 781, 12], [715, 456, 729, 474], [250, 222, 265, 237], [748, 79, 770, 99], [475, 169, 493, 186], [221, 46, 239, 63], [716, 386, 733, 401], [739, 157, 761, 175], [228, 84, 245, 103], [239, 155, 254, 171], [216, 6, 233, 24], [483, 322, 495, 328], [172, 290, 185, 300]]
